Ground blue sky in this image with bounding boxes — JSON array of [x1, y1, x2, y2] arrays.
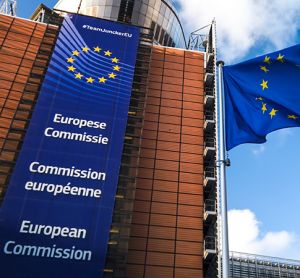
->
[[18, 0, 57, 18], [228, 130, 300, 224], [19, 0, 300, 258], [177, 0, 300, 258]]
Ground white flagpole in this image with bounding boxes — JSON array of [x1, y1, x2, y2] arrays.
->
[[216, 61, 230, 278]]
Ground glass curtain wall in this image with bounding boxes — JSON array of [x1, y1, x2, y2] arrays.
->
[[54, 0, 186, 48]]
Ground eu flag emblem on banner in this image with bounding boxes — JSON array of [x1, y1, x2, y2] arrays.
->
[[0, 14, 140, 278], [223, 44, 300, 150], [66, 46, 122, 87]]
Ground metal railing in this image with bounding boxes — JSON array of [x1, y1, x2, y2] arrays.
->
[[205, 111, 215, 121], [205, 88, 214, 97], [205, 199, 216, 213], [204, 166, 215, 179], [205, 236, 216, 251], [205, 137, 215, 148]]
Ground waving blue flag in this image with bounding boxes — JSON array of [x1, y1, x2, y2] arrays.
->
[[224, 44, 300, 150]]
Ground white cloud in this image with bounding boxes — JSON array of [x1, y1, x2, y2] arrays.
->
[[252, 145, 266, 156], [228, 209, 300, 258], [54, 0, 81, 13], [178, 0, 300, 62]]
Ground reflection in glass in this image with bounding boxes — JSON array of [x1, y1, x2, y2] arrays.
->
[[54, 0, 186, 48]]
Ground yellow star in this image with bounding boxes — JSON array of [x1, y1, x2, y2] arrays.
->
[[112, 57, 119, 63], [276, 53, 284, 62], [261, 103, 267, 114], [68, 65, 76, 72], [260, 79, 268, 90], [105, 50, 112, 56], [75, 72, 83, 79], [269, 108, 278, 119], [256, 97, 264, 101], [72, 50, 80, 56], [260, 66, 269, 73], [86, 77, 94, 83], [98, 77, 107, 83], [113, 65, 121, 71], [82, 46, 89, 53], [288, 115, 298, 120], [264, 56, 271, 64], [94, 46, 102, 52], [109, 72, 116, 79], [67, 57, 75, 63]]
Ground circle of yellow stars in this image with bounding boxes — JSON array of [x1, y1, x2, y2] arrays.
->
[[255, 53, 298, 120], [66, 46, 121, 85]]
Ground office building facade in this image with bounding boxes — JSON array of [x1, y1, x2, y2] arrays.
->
[[125, 45, 206, 277], [0, 1, 217, 277], [229, 252, 300, 278]]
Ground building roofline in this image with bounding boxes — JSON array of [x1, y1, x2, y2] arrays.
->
[[230, 251, 300, 266], [30, 3, 53, 20]]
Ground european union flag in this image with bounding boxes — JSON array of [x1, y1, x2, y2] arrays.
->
[[223, 44, 300, 150]]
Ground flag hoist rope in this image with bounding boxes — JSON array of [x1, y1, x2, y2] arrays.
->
[[216, 61, 230, 277]]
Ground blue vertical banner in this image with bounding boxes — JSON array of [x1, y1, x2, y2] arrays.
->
[[0, 14, 139, 277]]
